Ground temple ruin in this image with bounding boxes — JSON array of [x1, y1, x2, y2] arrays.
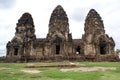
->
[[6, 5, 118, 62]]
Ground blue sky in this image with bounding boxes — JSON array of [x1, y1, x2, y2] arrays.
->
[[0, 0, 120, 56]]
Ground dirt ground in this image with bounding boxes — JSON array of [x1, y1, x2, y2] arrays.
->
[[0, 67, 10, 70], [25, 63, 116, 72], [21, 66, 116, 74], [60, 67, 116, 72], [0, 63, 116, 74], [21, 69, 41, 74]]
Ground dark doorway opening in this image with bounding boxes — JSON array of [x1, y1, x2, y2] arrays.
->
[[76, 46, 80, 54], [99, 37, 106, 55], [56, 45, 60, 54], [100, 46, 106, 55], [14, 48, 18, 55]]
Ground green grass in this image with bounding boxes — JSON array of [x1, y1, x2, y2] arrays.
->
[[0, 62, 120, 80]]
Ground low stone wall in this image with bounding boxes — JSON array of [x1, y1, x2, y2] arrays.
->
[[4, 54, 120, 62]]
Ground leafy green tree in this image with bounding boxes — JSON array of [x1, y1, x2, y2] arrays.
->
[[116, 49, 120, 53]]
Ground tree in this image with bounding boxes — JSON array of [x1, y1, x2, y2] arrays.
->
[[116, 49, 120, 53]]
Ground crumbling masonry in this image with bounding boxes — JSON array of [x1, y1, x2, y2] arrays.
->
[[6, 5, 118, 62]]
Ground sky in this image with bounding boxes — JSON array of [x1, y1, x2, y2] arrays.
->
[[0, 0, 120, 56]]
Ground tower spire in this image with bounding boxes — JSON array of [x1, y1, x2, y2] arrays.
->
[[47, 5, 70, 41], [84, 9, 104, 34]]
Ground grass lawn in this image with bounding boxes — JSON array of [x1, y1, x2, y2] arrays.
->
[[0, 61, 120, 80]]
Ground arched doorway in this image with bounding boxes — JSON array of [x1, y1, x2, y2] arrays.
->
[[54, 36, 62, 55], [12, 39, 19, 56], [14, 48, 18, 55], [76, 46, 80, 54], [56, 45, 60, 54], [99, 37, 106, 55], [100, 46, 106, 55]]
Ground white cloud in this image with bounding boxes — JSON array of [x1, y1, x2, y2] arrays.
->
[[0, 0, 120, 56]]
